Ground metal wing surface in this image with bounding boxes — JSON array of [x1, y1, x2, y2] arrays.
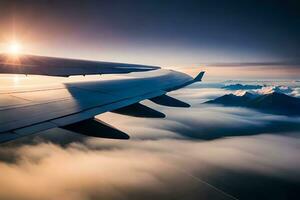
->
[[0, 54, 160, 76], [0, 56, 204, 143]]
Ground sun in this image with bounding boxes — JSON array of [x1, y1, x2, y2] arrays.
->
[[7, 42, 22, 55]]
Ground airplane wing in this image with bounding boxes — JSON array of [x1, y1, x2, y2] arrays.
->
[[0, 55, 204, 143], [0, 54, 159, 76]]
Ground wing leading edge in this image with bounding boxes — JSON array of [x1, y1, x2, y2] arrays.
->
[[0, 54, 160, 76]]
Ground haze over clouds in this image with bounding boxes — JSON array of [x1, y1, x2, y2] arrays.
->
[[0, 81, 300, 200]]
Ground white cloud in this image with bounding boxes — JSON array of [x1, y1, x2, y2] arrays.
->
[[0, 80, 300, 200]]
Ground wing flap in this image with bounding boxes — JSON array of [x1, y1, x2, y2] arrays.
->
[[62, 118, 129, 139], [112, 103, 166, 118], [150, 94, 190, 107]]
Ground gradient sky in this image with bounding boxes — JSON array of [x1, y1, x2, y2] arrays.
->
[[0, 0, 300, 79]]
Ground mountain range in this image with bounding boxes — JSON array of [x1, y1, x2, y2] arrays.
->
[[206, 92, 300, 116], [222, 84, 263, 90]]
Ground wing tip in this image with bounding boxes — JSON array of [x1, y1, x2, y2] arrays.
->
[[194, 71, 205, 82]]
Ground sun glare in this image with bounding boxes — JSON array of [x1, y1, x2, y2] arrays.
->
[[8, 42, 22, 54]]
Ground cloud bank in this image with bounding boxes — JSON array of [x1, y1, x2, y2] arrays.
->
[[0, 132, 299, 200], [0, 80, 299, 200]]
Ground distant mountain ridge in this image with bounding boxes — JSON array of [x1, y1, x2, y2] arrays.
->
[[206, 92, 300, 116], [222, 84, 263, 90]]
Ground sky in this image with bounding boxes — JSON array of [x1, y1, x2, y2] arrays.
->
[[1, 2, 300, 199], [0, 0, 300, 79]]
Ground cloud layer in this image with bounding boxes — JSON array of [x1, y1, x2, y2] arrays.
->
[[0, 81, 300, 200], [0, 132, 299, 200]]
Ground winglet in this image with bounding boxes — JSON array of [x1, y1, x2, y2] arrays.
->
[[194, 71, 205, 82]]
